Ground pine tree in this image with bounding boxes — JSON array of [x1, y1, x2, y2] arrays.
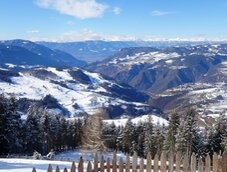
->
[[164, 112, 180, 153], [153, 122, 165, 157], [122, 119, 134, 154], [143, 116, 155, 157], [176, 109, 198, 157], [26, 111, 43, 153]]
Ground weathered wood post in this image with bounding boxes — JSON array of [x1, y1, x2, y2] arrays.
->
[[94, 152, 98, 172], [222, 151, 227, 172], [198, 157, 204, 172], [78, 156, 83, 172], [175, 152, 181, 172], [63, 167, 68, 172], [183, 154, 189, 172], [71, 161, 76, 172], [32, 167, 37, 172], [190, 153, 196, 172], [87, 161, 92, 172], [56, 165, 60, 172], [168, 152, 174, 172], [100, 152, 104, 172], [161, 151, 167, 172], [205, 154, 211, 172], [153, 154, 159, 172], [146, 153, 152, 172], [47, 164, 53, 172], [132, 151, 138, 172], [119, 157, 124, 172], [106, 158, 110, 172], [112, 151, 117, 172], [126, 154, 130, 172], [139, 158, 144, 172], [213, 152, 218, 172]]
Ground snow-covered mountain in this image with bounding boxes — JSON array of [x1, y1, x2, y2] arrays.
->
[[39, 40, 215, 63], [0, 40, 86, 67], [88, 44, 227, 93], [0, 65, 161, 118], [88, 44, 227, 118]]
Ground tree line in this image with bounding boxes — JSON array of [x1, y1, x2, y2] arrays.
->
[[0, 95, 227, 159]]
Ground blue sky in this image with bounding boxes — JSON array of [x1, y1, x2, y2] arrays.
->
[[1, 0, 227, 42]]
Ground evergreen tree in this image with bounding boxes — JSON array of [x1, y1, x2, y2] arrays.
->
[[164, 112, 180, 153], [122, 119, 134, 154], [176, 109, 198, 157], [143, 116, 155, 157], [153, 122, 165, 157]]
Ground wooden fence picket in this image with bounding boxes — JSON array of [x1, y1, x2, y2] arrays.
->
[[146, 153, 151, 172], [175, 152, 181, 172], [71, 161, 76, 172], [106, 158, 110, 172], [190, 153, 196, 172], [112, 151, 117, 172], [78, 156, 83, 172], [55, 165, 60, 172], [205, 154, 211, 172], [100, 152, 104, 172], [161, 151, 167, 172], [87, 161, 92, 172], [213, 152, 218, 172], [126, 154, 130, 172], [153, 153, 159, 172], [94, 152, 98, 172], [32, 167, 37, 172], [222, 151, 227, 172], [198, 157, 204, 172], [132, 152, 138, 172], [47, 164, 53, 172], [119, 157, 124, 172], [168, 153, 174, 172], [183, 154, 189, 172], [139, 158, 144, 172], [63, 167, 68, 172]]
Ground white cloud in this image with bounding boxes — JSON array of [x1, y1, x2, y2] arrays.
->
[[26, 30, 40, 34], [35, 0, 108, 19], [30, 29, 137, 42], [151, 10, 175, 16], [29, 29, 227, 43], [113, 7, 122, 15]]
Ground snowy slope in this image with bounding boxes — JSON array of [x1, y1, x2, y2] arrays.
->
[[104, 114, 168, 127], [0, 65, 159, 118]]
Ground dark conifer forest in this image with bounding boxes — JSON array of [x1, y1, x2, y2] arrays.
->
[[1, 94, 227, 158]]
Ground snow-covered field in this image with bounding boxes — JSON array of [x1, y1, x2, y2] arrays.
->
[[0, 158, 72, 172], [0, 150, 127, 172]]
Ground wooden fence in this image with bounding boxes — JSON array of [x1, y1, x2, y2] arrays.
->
[[32, 151, 227, 172]]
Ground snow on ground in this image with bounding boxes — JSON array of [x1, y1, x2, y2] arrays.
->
[[104, 114, 168, 127], [108, 52, 180, 66], [0, 67, 147, 117], [0, 150, 127, 172], [0, 158, 72, 172]]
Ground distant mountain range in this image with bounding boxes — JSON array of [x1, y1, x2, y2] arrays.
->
[[38, 40, 215, 63], [0, 40, 86, 67], [87, 44, 227, 119], [1, 39, 227, 122]]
